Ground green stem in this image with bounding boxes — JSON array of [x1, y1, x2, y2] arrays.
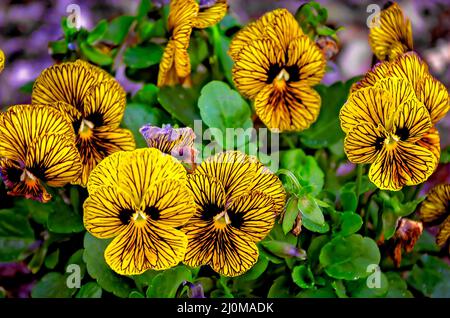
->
[[355, 164, 364, 198], [282, 134, 296, 149], [276, 169, 302, 193]]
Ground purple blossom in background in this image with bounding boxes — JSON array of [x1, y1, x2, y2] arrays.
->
[[183, 281, 206, 298]]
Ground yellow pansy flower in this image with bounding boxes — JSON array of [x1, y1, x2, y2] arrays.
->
[[420, 184, 450, 248], [183, 151, 285, 276], [369, 2, 413, 61], [31, 60, 135, 186], [158, 0, 228, 87], [83, 148, 195, 275], [229, 9, 326, 132], [350, 52, 449, 167], [340, 77, 436, 191], [0, 105, 81, 202]]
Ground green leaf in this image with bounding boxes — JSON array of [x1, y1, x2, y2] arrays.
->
[[47, 197, 84, 234], [413, 230, 440, 253], [319, 234, 380, 280], [102, 16, 135, 45], [345, 272, 389, 297], [66, 249, 86, 280], [132, 270, 159, 290], [297, 286, 336, 298], [300, 79, 358, 149], [316, 25, 336, 36], [76, 282, 102, 298], [31, 272, 76, 298], [44, 249, 60, 270], [385, 272, 413, 298], [87, 20, 108, 44], [123, 43, 163, 69], [49, 40, 68, 55], [340, 192, 358, 213], [297, 194, 326, 232], [146, 266, 192, 298], [302, 218, 330, 233], [236, 257, 269, 282], [132, 84, 159, 105], [137, 19, 166, 41], [83, 233, 134, 298], [268, 276, 291, 298], [298, 194, 324, 225], [158, 85, 201, 126], [80, 42, 113, 66], [16, 199, 51, 225], [122, 102, 169, 148], [198, 81, 252, 149], [260, 241, 306, 260], [282, 196, 299, 235], [292, 265, 315, 288], [332, 280, 348, 298], [335, 211, 363, 236], [129, 291, 145, 298], [188, 35, 209, 71], [0, 209, 35, 262], [407, 254, 450, 297], [136, 0, 151, 19], [307, 235, 330, 268], [440, 146, 450, 163], [280, 149, 324, 195]]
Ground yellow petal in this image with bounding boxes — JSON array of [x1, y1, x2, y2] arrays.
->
[[82, 80, 126, 127], [389, 52, 428, 91], [351, 60, 392, 92], [0, 158, 52, 203], [368, 2, 413, 61], [32, 60, 110, 111], [287, 35, 326, 86], [232, 39, 283, 99], [83, 186, 137, 239], [0, 49, 5, 73], [0, 104, 75, 163], [74, 126, 136, 187], [194, 151, 255, 200], [187, 173, 227, 216], [340, 86, 394, 133], [368, 141, 436, 191], [227, 191, 276, 241], [416, 127, 440, 167], [210, 227, 259, 277], [437, 215, 450, 247], [344, 123, 385, 164], [140, 179, 195, 228], [25, 133, 82, 187], [417, 74, 450, 124], [393, 98, 431, 143], [374, 76, 415, 107], [105, 221, 187, 275], [87, 150, 133, 194], [194, 0, 227, 29], [420, 184, 450, 223], [247, 163, 286, 213], [254, 82, 321, 132], [119, 148, 187, 205]]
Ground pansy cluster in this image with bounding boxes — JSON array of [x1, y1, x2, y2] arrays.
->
[[340, 3, 449, 192]]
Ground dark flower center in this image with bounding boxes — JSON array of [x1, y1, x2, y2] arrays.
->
[[227, 208, 245, 229], [266, 63, 300, 83], [395, 127, 410, 141], [119, 209, 134, 225], [201, 203, 223, 221], [144, 206, 161, 220]]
